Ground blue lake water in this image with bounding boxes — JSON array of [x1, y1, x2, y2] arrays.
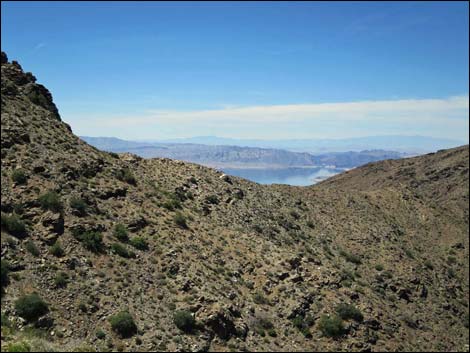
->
[[222, 167, 343, 186]]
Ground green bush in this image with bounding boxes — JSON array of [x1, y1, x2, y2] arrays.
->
[[162, 198, 181, 211], [116, 168, 136, 185], [113, 224, 129, 242], [1, 260, 9, 289], [130, 237, 149, 251], [6, 341, 31, 352], [75, 231, 104, 253], [173, 212, 188, 229], [1, 213, 27, 238], [109, 311, 137, 338], [49, 241, 65, 257], [15, 293, 49, 322], [253, 292, 269, 305], [111, 243, 135, 258], [375, 264, 384, 271], [54, 272, 69, 288], [339, 249, 362, 264], [173, 310, 195, 333], [25, 241, 40, 257], [423, 260, 434, 270], [12, 169, 28, 185], [335, 303, 363, 322], [318, 315, 344, 338], [292, 315, 314, 338], [205, 195, 219, 205], [96, 329, 106, 339], [38, 191, 62, 212], [70, 197, 87, 215]]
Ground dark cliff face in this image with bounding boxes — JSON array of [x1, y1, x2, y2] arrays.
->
[[1, 52, 469, 352]]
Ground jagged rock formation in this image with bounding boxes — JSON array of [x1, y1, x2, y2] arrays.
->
[[1, 52, 469, 352]]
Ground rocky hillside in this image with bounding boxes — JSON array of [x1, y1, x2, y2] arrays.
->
[[1, 52, 469, 352]]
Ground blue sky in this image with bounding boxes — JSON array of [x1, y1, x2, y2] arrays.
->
[[1, 1, 469, 141]]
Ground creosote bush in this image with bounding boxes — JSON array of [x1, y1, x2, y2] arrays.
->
[[54, 271, 69, 288], [111, 243, 135, 258], [173, 310, 196, 333], [292, 315, 315, 338], [116, 168, 137, 185], [318, 315, 344, 338], [130, 237, 149, 251], [109, 311, 137, 338], [335, 303, 363, 322], [339, 249, 362, 264], [113, 224, 129, 242], [1, 213, 27, 238], [11, 169, 28, 185], [14, 293, 49, 322], [173, 212, 188, 229], [73, 230, 104, 253], [70, 197, 88, 216], [38, 191, 62, 212], [50, 241, 65, 257], [25, 241, 40, 257]]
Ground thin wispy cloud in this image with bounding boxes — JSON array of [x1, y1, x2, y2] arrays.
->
[[70, 95, 469, 141]]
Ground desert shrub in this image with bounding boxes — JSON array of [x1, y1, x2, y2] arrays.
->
[[38, 191, 62, 212], [205, 195, 219, 205], [173, 310, 195, 333], [335, 303, 363, 322], [447, 256, 457, 265], [253, 292, 269, 305], [339, 249, 362, 264], [375, 264, 384, 271], [292, 315, 314, 338], [111, 243, 135, 258], [253, 315, 275, 337], [49, 241, 65, 257], [70, 197, 87, 215], [1, 213, 27, 238], [116, 168, 136, 185], [6, 341, 31, 352], [290, 210, 300, 220], [15, 293, 49, 322], [25, 241, 40, 257], [173, 212, 188, 229], [447, 268, 456, 278], [1, 260, 9, 289], [54, 271, 69, 288], [109, 311, 137, 338], [1, 313, 10, 327], [423, 260, 434, 270], [75, 231, 104, 253], [318, 315, 344, 338], [404, 249, 415, 259], [96, 329, 106, 339], [11, 169, 28, 185], [162, 198, 181, 211], [130, 237, 149, 251], [113, 224, 129, 242]]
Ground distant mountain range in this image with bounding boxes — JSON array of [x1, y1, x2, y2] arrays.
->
[[144, 135, 464, 154], [81, 136, 408, 169]]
